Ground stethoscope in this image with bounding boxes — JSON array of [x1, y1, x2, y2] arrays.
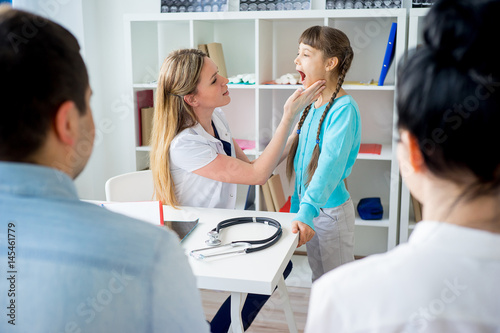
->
[[190, 217, 282, 260]]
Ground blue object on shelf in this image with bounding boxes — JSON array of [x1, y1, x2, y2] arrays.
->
[[378, 22, 397, 86], [357, 197, 383, 220]]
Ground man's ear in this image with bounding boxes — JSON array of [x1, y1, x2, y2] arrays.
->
[[53, 101, 79, 146], [326, 57, 339, 72], [183, 94, 199, 107]]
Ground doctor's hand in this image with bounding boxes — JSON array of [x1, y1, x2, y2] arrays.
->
[[291, 220, 315, 247], [283, 80, 326, 120]]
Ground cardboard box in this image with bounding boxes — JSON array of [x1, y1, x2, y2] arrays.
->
[[141, 107, 154, 146]]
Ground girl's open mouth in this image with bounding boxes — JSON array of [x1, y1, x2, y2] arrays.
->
[[298, 71, 306, 83]]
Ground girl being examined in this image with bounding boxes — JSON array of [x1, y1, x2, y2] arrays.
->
[[288, 26, 361, 282]]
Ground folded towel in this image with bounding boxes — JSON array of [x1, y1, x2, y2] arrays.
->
[[357, 197, 383, 220]]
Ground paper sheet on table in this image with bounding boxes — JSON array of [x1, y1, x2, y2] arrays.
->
[[102, 201, 163, 225]]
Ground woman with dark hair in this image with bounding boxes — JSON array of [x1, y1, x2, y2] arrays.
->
[[305, 0, 500, 331]]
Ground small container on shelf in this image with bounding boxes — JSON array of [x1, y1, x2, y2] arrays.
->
[[160, 0, 228, 12], [239, 0, 310, 11], [413, 0, 433, 8], [326, 0, 402, 9]]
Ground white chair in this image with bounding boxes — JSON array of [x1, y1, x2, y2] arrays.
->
[[105, 170, 154, 202]]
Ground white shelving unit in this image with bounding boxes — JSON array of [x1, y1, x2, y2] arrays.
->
[[124, 8, 407, 255], [399, 7, 429, 244]]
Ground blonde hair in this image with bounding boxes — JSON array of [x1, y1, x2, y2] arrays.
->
[[0, 4, 12, 15], [286, 26, 354, 186], [150, 49, 206, 206]]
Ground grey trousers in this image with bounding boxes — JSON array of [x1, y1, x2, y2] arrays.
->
[[306, 197, 355, 282]]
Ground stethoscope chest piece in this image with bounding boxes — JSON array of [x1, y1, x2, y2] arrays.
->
[[205, 230, 221, 246]]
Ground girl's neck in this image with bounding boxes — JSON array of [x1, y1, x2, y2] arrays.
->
[[314, 87, 347, 109], [313, 76, 346, 109]]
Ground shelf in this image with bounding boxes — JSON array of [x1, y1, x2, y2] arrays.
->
[[400, 7, 430, 245], [126, 9, 406, 254], [133, 82, 396, 91], [243, 144, 392, 161], [409, 8, 430, 17], [125, 8, 406, 23], [355, 218, 390, 228], [133, 83, 157, 89], [344, 84, 395, 91], [137, 145, 258, 157], [227, 84, 257, 89], [354, 202, 390, 227], [140, 145, 392, 161], [256, 84, 395, 91]]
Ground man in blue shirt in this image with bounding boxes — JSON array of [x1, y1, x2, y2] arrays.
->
[[0, 6, 209, 332]]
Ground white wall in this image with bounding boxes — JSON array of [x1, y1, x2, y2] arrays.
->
[[13, 0, 159, 200]]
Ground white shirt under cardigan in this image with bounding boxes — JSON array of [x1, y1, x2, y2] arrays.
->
[[169, 108, 237, 209], [305, 221, 500, 333]]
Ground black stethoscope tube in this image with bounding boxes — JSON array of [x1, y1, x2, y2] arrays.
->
[[211, 217, 282, 253]]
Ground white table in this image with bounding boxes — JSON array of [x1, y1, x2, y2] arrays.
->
[[173, 206, 299, 333]]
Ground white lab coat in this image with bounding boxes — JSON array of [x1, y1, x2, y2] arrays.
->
[[169, 108, 237, 209]]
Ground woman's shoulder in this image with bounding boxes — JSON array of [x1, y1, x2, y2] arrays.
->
[[171, 124, 207, 148]]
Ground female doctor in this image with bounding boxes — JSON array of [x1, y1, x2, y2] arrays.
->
[[151, 48, 324, 208], [150, 48, 324, 332]]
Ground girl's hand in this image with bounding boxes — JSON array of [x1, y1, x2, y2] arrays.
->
[[291, 220, 315, 247], [283, 80, 326, 120]]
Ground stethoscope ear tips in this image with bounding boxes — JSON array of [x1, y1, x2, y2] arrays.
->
[[205, 230, 221, 246]]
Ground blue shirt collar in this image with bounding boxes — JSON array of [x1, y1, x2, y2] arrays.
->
[[0, 161, 79, 200]]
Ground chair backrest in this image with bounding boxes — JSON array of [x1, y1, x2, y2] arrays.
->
[[105, 170, 154, 202]]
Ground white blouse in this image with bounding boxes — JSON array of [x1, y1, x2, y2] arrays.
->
[[169, 108, 237, 209], [305, 221, 500, 332]]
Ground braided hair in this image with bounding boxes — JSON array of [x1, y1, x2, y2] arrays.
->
[[286, 26, 354, 186]]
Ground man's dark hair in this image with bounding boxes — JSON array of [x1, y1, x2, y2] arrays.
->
[[0, 7, 89, 161]]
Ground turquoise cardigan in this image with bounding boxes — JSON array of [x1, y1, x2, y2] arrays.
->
[[290, 95, 361, 230]]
